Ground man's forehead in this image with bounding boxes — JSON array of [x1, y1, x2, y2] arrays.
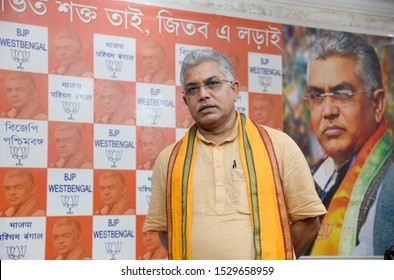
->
[[184, 61, 221, 82], [99, 176, 121, 185], [6, 77, 29, 85], [100, 88, 122, 97]]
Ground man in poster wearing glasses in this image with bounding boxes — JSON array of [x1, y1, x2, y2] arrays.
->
[[304, 31, 394, 257]]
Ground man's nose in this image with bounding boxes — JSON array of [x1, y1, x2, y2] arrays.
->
[[322, 97, 340, 119], [8, 188, 17, 195], [197, 85, 211, 100]]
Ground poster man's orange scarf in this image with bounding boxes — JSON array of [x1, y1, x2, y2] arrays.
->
[[311, 120, 393, 255], [165, 113, 293, 260]]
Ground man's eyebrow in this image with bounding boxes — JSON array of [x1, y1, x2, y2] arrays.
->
[[184, 75, 219, 87], [329, 82, 356, 92], [306, 85, 323, 92], [306, 82, 356, 92]]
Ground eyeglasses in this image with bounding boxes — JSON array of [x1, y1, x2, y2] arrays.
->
[[304, 89, 365, 109], [183, 77, 233, 97]]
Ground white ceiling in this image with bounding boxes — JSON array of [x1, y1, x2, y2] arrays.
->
[[268, 0, 394, 17]]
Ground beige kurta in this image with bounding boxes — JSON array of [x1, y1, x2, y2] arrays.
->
[[144, 123, 326, 259]]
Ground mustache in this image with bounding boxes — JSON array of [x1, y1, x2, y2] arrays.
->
[[321, 123, 345, 133], [197, 103, 216, 112]]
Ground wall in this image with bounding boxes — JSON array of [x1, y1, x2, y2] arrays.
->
[[143, 0, 394, 36]]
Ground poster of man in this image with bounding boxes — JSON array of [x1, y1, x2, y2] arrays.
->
[[0, 168, 46, 217], [136, 215, 167, 260], [250, 93, 282, 130], [48, 123, 93, 169], [137, 127, 171, 170], [283, 26, 394, 257], [46, 216, 92, 260], [94, 170, 136, 215], [1, 71, 47, 120], [137, 41, 174, 85], [51, 31, 93, 78], [95, 80, 136, 125]]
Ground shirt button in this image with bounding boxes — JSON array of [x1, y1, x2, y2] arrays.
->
[[217, 181, 223, 186], [216, 163, 221, 167]]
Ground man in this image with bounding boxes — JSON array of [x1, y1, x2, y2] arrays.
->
[[1, 169, 45, 217], [51, 32, 93, 78], [304, 31, 394, 256], [95, 171, 135, 215], [138, 231, 167, 260], [50, 123, 93, 168], [138, 127, 167, 170], [251, 94, 281, 130], [144, 49, 326, 260], [138, 41, 174, 85], [95, 81, 135, 125], [52, 218, 91, 260], [1, 72, 47, 120]]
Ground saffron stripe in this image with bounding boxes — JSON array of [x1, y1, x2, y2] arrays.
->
[[181, 125, 197, 259], [240, 114, 262, 259]]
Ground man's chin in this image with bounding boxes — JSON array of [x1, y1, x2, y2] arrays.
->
[[322, 143, 353, 159]]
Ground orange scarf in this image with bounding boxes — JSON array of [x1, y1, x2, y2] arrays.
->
[[311, 120, 393, 255], [166, 113, 293, 259]]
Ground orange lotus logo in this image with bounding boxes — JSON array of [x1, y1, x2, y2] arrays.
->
[[316, 222, 333, 240]]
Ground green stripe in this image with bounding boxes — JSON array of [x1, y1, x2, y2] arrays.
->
[[181, 125, 197, 259], [340, 130, 394, 255], [240, 114, 262, 259]]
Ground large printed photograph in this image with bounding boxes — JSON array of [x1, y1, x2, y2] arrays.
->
[[283, 25, 394, 257]]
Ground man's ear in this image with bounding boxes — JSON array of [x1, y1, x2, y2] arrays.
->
[[372, 89, 386, 124], [182, 95, 188, 106], [30, 185, 36, 196], [231, 81, 240, 102]]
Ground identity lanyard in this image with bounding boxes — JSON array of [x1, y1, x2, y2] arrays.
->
[[320, 153, 358, 201]]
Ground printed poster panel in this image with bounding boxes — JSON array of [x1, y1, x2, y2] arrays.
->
[[94, 34, 136, 82], [92, 215, 136, 260], [94, 124, 136, 170], [48, 75, 94, 123], [0, 119, 48, 168], [0, 217, 46, 260], [2, 0, 362, 259], [0, 21, 48, 73], [135, 83, 176, 128], [248, 52, 282, 94], [46, 169, 93, 216]]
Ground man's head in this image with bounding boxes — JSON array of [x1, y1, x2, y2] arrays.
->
[[252, 94, 276, 126], [52, 218, 82, 256], [180, 49, 240, 131], [306, 31, 386, 166], [141, 42, 167, 76], [98, 171, 126, 208], [142, 231, 162, 252], [54, 32, 83, 67], [141, 127, 166, 162], [54, 124, 83, 160], [5, 72, 37, 109], [98, 82, 125, 116], [3, 169, 36, 208]]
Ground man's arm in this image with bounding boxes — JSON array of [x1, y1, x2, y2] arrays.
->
[[291, 216, 320, 258]]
